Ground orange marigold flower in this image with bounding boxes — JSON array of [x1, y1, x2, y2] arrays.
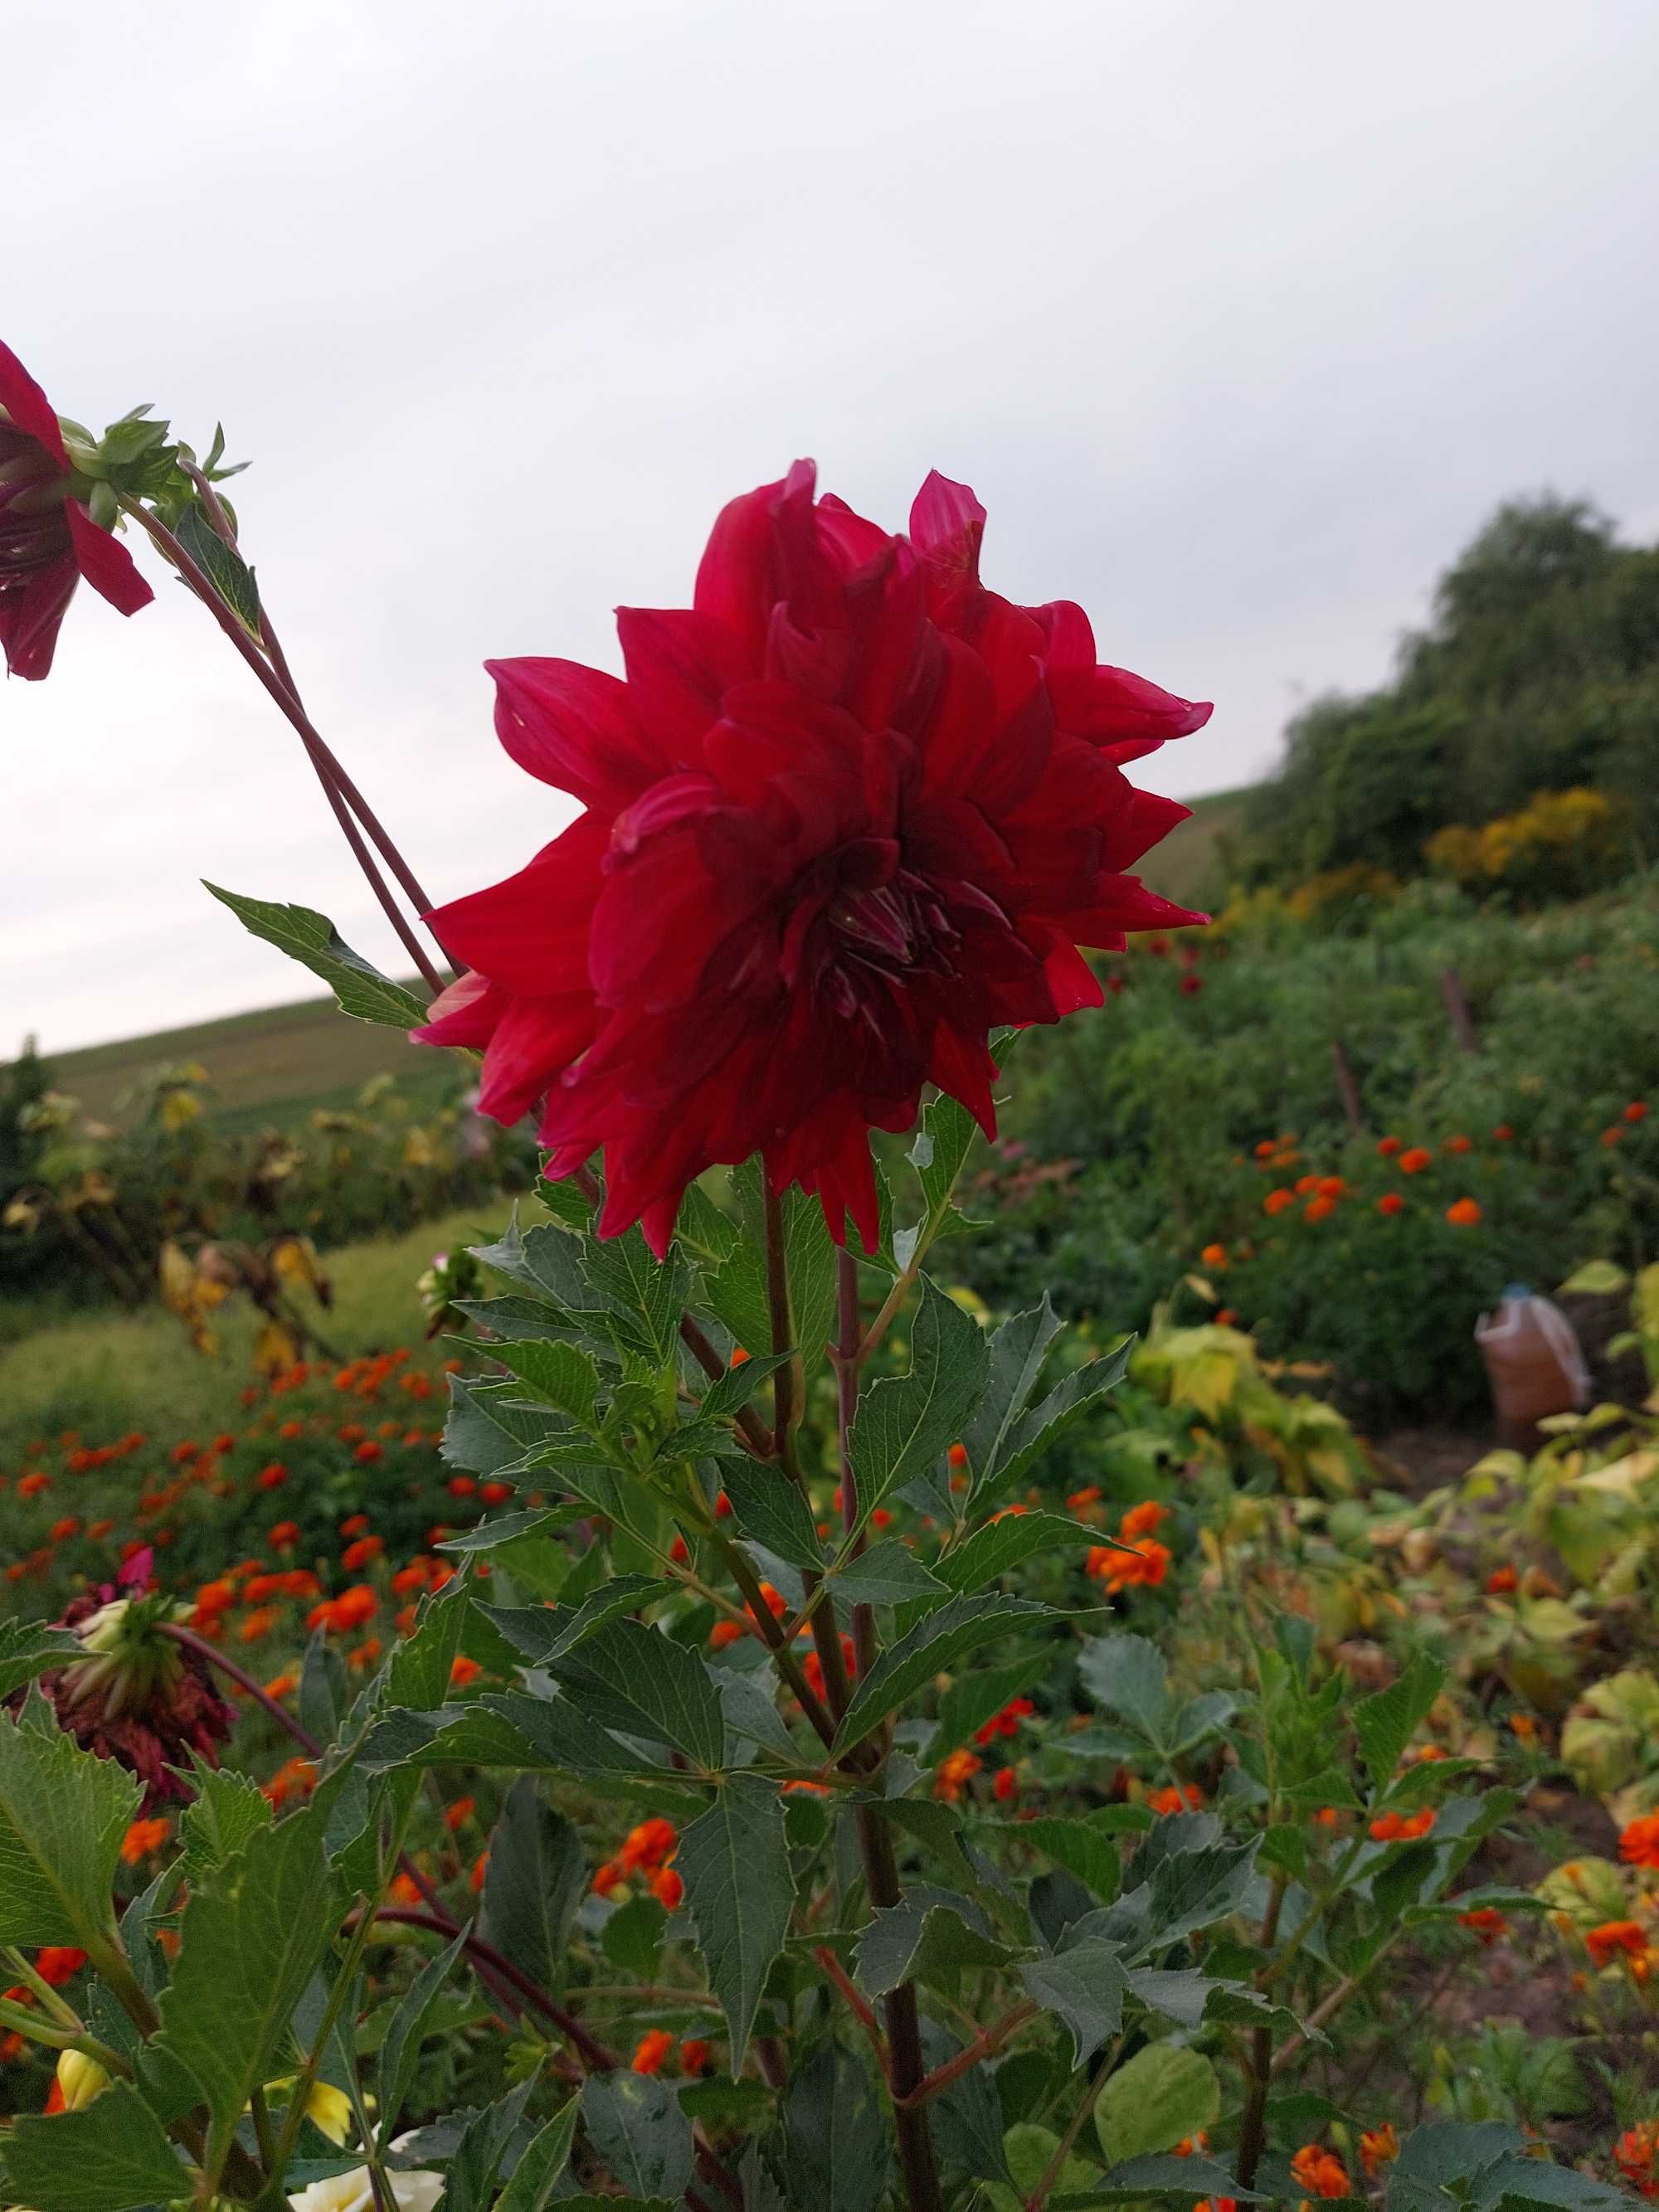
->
[[255, 1463, 289, 1491], [1457, 1908, 1508, 1943], [1254, 1139, 1277, 1158], [1445, 1197, 1482, 1227], [388, 1872, 425, 1907], [479, 1480, 513, 1505], [1147, 1782, 1204, 1816], [1444, 1135, 1472, 1155], [1172, 2133, 1209, 2157], [935, 1748, 982, 1803], [1510, 1712, 1538, 1740], [631, 2028, 674, 2076], [1492, 1123, 1514, 1140], [1398, 1147, 1431, 1174], [1199, 1242, 1228, 1269], [1089, 1537, 1171, 1595], [1294, 1174, 1321, 1197], [1377, 1135, 1403, 1157], [591, 1860, 624, 1898], [1303, 1194, 1336, 1223], [708, 1619, 748, 1651], [447, 1475, 477, 1499], [1359, 2124, 1399, 2176], [1263, 1189, 1295, 1217], [1486, 1564, 1518, 1594], [618, 1818, 679, 1874], [1615, 2122, 1659, 2187], [1602, 1126, 1624, 1148], [263, 1671, 299, 1700], [1289, 2146, 1350, 2199], [353, 1441, 383, 1466], [445, 1796, 476, 1832], [993, 1765, 1019, 1804], [1370, 1808, 1435, 1842], [651, 1865, 685, 1909], [342, 1534, 384, 1570], [948, 1442, 969, 1469], [679, 2038, 713, 2076], [17, 1472, 50, 1498], [1377, 1192, 1404, 1217], [1587, 1918, 1649, 1969], [269, 1520, 300, 1548], [469, 1852, 488, 1893], [238, 1607, 279, 1646], [339, 1513, 370, 1538], [1622, 1816, 1659, 1871], [449, 1655, 482, 1689], [1620, 1099, 1647, 1123], [1119, 1499, 1169, 1542]]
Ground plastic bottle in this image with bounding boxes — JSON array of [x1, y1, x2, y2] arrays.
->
[[1475, 1282, 1591, 1446]]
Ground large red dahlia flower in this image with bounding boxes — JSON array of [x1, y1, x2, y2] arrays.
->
[[0, 342, 153, 680], [418, 463, 1209, 1252]]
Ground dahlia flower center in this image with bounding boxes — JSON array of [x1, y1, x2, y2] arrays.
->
[[810, 848, 965, 1023]]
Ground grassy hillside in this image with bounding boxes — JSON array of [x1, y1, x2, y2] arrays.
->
[[41, 986, 452, 1135], [1148, 785, 1250, 911]]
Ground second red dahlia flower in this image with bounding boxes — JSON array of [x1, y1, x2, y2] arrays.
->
[[419, 463, 1209, 1251], [0, 343, 153, 680]]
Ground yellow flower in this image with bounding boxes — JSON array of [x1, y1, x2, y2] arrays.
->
[[56, 2049, 110, 2111]]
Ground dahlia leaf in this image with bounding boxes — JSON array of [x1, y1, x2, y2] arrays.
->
[[0, 1708, 139, 1950], [1005, 1815, 1122, 1902], [1019, 1937, 1128, 2067], [494, 2101, 581, 2212], [144, 1801, 338, 2175], [781, 2038, 890, 2212], [1354, 1650, 1447, 1796], [491, 1338, 602, 1431], [844, 1276, 990, 1540], [910, 1091, 981, 1228], [1078, 1633, 1170, 1742], [969, 1335, 1135, 1508], [581, 2071, 695, 2204], [855, 1897, 1014, 1997], [441, 1376, 569, 1479], [0, 1618, 82, 1701], [176, 502, 261, 635], [831, 1593, 1054, 1757], [934, 1510, 1101, 1596], [356, 1695, 705, 1813], [0, 2081, 187, 2212], [376, 1923, 471, 2152], [383, 1570, 473, 1712], [827, 1539, 947, 1607], [584, 1228, 689, 1367], [696, 1346, 792, 1422], [177, 1762, 273, 1884], [1094, 2044, 1221, 2166], [709, 1166, 837, 1378], [202, 883, 427, 1029], [718, 1459, 826, 1571], [676, 1772, 796, 2064], [480, 1574, 664, 1663], [538, 1617, 727, 1768], [960, 1296, 1065, 1485]]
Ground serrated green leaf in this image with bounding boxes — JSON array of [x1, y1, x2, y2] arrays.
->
[[541, 1617, 725, 1767], [146, 1803, 338, 2175], [584, 1228, 690, 1365], [299, 1627, 350, 1748], [437, 1508, 570, 1557], [697, 1349, 792, 1422], [442, 1376, 568, 1478], [494, 2099, 579, 2212], [203, 883, 426, 1029], [1, 2083, 187, 2212], [377, 1924, 470, 2146], [383, 1573, 472, 1712], [830, 1539, 948, 1606], [0, 1620, 83, 1701], [834, 1593, 1053, 1756], [177, 503, 260, 632], [782, 2039, 890, 2212], [961, 1296, 1064, 1486], [357, 1694, 699, 1801], [178, 1764, 273, 1884], [706, 1167, 837, 1385], [855, 1897, 1012, 1996], [1355, 1653, 1447, 1793], [1146, 1837, 1259, 1947], [677, 1773, 795, 2064], [718, 1459, 826, 1571], [1095, 2043, 1220, 2165], [1078, 1632, 1170, 1741], [1083, 2153, 1258, 2205], [493, 1339, 602, 1427], [0, 1709, 139, 1948], [845, 1277, 990, 1535], [480, 1780, 584, 1998], [971, 1338, 1133, 1505], [1016, 1816, 1121, 1901], [482, 1575, 660, 1665], [581, 2070, 694, 2202], [935, 1511, 1100, 1595], [1019, 1937, 1127, 2066]]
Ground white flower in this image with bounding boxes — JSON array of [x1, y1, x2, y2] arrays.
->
[[287, 2135, 444, 2212]]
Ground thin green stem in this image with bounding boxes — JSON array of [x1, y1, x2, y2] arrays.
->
[[1024, 2033, 1126, 2211]]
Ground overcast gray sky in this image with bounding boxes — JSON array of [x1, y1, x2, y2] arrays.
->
[[8, 0, 1658, 1055]]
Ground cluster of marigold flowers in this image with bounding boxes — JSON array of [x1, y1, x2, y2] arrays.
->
[[1081, 1495, 1173, 1596], [591, 1816, 685, 1910]]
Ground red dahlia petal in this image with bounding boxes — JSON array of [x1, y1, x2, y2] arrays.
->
[[0, 342, 71, 466], [0, 549, 79, 679], [615, 607, 752, 758], [426, 812, 606, 995], [65, 501, 154, 616], [488, 657, 668, 813]]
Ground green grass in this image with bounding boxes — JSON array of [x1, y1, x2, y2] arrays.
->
[[0, 1199, 513, 1461]]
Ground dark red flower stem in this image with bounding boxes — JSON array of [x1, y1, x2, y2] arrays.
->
[[813, 1943, 888, 2082], [115, 493, 447, 997]]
